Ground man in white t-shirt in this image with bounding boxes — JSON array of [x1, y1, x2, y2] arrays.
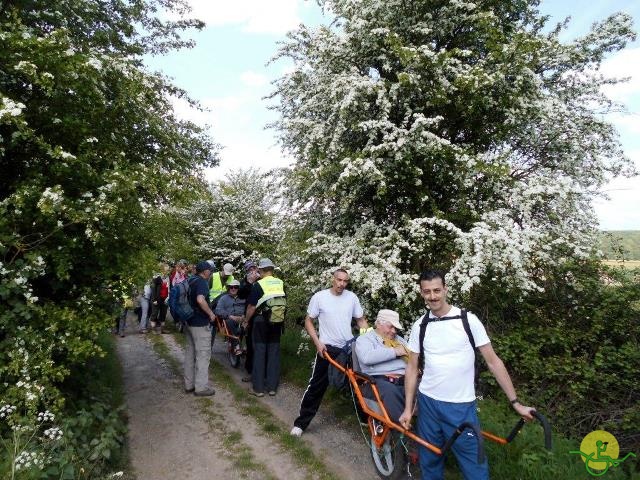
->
[[290, 268, 367, 437], [400, 270, 534, 480]]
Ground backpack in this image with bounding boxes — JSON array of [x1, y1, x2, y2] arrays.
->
[[328, 337, 356, 391], [261, 296, 287, 324], [159, 279, 169, 299], [169, 277, 197, 324], [417, 309, 479, 382]]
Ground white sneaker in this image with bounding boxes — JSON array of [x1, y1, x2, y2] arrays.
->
[[290, 426, 303, 437]]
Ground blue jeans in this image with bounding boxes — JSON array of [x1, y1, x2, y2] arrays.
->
[[139, 297, 150, 331], [417, 394, 488, 480]]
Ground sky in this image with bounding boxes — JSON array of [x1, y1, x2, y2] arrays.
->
[[144, 0, 640, 231]]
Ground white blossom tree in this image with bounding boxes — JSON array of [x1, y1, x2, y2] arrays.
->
[[182, 169, 282, 268], [270, 0, 637, 314], [0, 2, 218, 473]]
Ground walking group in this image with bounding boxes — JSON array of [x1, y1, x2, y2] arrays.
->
[[119, 262, 535, 479], [176, 258, 284, 398]]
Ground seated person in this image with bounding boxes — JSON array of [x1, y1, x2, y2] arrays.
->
[[354, 309, 409, 423], [214, 280, 246, 351]]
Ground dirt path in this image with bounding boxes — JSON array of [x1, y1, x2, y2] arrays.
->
[[117, 318, 378, 480], [208, 336, 378, 480]]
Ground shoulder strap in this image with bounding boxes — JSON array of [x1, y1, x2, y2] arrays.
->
[[418, 309, 477, 373], [460, 309, 481, 387], [460, 309, 476, 350], [186, 276, 198, 291], [417, 311, 430, 374]]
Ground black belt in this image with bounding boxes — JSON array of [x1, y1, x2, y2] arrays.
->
[[373, 375, 405, 386]]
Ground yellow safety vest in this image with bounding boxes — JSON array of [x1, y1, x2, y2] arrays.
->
[[256, 276, 285, 308], [210, 272, 235, 299]]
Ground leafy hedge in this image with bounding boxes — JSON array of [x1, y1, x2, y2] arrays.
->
[[466, 261, 640, 451], [1, 1, 217, 477]]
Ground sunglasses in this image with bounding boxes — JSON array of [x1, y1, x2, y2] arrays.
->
[[229, 286, 239, 289]]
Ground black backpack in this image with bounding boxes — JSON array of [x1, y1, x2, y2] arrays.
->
[[417, 309, 479, 382], [328, 337, 357, 391]]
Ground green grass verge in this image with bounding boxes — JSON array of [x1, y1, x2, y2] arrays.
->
[[477, 397, 637, 479], [60, 330, 136, 479], [600, 231, 640, 260]]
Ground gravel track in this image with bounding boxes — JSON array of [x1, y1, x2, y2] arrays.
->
[[117, 317, 379, 480]]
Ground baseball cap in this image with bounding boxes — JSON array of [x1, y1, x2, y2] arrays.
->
[[223, 263, 235, 275], [244, 260, 257, 271], [258, 258, 275, 269], [227, 279, 241, 287], [376, 309, 402, 330], [196, 261, 213, 273]]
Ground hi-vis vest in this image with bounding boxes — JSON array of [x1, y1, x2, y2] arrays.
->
[[256, 276, 285, 308], [210, 272, 235, 299]]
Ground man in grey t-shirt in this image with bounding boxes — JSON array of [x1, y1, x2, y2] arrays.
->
[[290, 268, 367, 436]]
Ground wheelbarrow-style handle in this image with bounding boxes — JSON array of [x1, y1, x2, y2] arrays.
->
[[505, 418, 526, 443], [531, 411, 553, 450], [504, 411, 552, 450], [441, 422, 486, 464]]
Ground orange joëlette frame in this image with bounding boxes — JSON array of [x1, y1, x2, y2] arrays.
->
[[213, 315, 241, 342], [323, 350, 552, 457]]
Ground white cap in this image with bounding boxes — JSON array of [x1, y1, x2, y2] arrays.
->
[[376, 309, 402, 330]]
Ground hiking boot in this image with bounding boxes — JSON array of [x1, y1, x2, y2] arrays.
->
[[290, 426, 303, 437], [268, 390, 276, 396], [184, 387, 195, 394], [241, 376, 251, 382], [248, 389, 264, 398], [194, 388, 215, 397]]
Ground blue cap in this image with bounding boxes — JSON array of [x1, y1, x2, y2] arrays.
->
[[196, 261, 213, 273]]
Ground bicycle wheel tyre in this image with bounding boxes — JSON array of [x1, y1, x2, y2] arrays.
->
[[370, 431, 408, 479]]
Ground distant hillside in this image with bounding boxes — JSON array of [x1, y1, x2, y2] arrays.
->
[[599, 230, 640, 260]]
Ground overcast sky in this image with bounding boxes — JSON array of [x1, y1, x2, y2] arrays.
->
[[145, 0, 640, 231]]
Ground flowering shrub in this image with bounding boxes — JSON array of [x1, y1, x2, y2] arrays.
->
[[270, 0, 639, 449], [271, 0, 636, 316], [1, 0, 216, 477], [183, 169, 282, 266]]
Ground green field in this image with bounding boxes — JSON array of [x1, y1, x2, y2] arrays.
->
[[599, 231, 640, 260]]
